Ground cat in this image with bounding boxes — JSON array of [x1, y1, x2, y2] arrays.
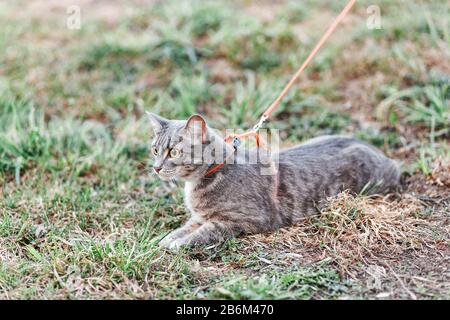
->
[[147, 112, 400, 249]]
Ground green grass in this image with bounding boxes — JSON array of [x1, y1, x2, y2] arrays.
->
[[378, 78, 450, 131], [0, 0, 449, 299], [211, 265, 346, 300]]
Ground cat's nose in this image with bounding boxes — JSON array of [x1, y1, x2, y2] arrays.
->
[[154, 166, 162, 174]]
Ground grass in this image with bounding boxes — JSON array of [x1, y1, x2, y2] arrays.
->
[[0, 0, 449, 299]]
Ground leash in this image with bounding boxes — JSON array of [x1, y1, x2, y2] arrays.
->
[[205, 0, 357, 176]]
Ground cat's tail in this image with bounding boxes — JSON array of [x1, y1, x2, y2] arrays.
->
[[363, 157, 401, 195], [379, 158, 401, 193]]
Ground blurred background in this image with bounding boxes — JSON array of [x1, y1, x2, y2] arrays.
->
[[1, 0, 449, 174], [0, 0, 449, 299]]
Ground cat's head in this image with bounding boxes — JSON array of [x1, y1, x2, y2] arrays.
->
[[147, 112, 230, 181]]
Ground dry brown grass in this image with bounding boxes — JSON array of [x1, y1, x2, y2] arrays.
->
[[243, 191, 448, 278], [238, 188, 449, 298], [406, 157, 450, 199], [429, 157, 450, 188]]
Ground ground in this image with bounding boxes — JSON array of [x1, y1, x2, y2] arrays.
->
[[0, 0, 449, 299]]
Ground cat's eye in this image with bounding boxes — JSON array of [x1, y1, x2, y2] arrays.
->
[[151, 146, 158, 156], [169, 148, 182, 158]]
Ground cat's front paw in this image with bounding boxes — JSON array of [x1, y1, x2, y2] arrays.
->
[[159, 237, 187, 251], [167, 238, 187, 250], [159, 230, 182, 248], [158, 235, 175, 248]]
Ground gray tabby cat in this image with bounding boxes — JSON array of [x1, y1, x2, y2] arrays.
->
[[148, 113, 400, 249]]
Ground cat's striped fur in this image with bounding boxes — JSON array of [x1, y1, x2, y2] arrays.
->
[[147, 113, 400, 249]]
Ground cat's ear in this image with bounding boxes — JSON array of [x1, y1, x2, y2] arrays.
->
[[184, 114, 206, 144], [146, 111, 168, 134]]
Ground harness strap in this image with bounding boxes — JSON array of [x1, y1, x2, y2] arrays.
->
[[205, 163, 225, 176]]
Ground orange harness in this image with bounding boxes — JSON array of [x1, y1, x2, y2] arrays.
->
[[205, 0, 357, 176]]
